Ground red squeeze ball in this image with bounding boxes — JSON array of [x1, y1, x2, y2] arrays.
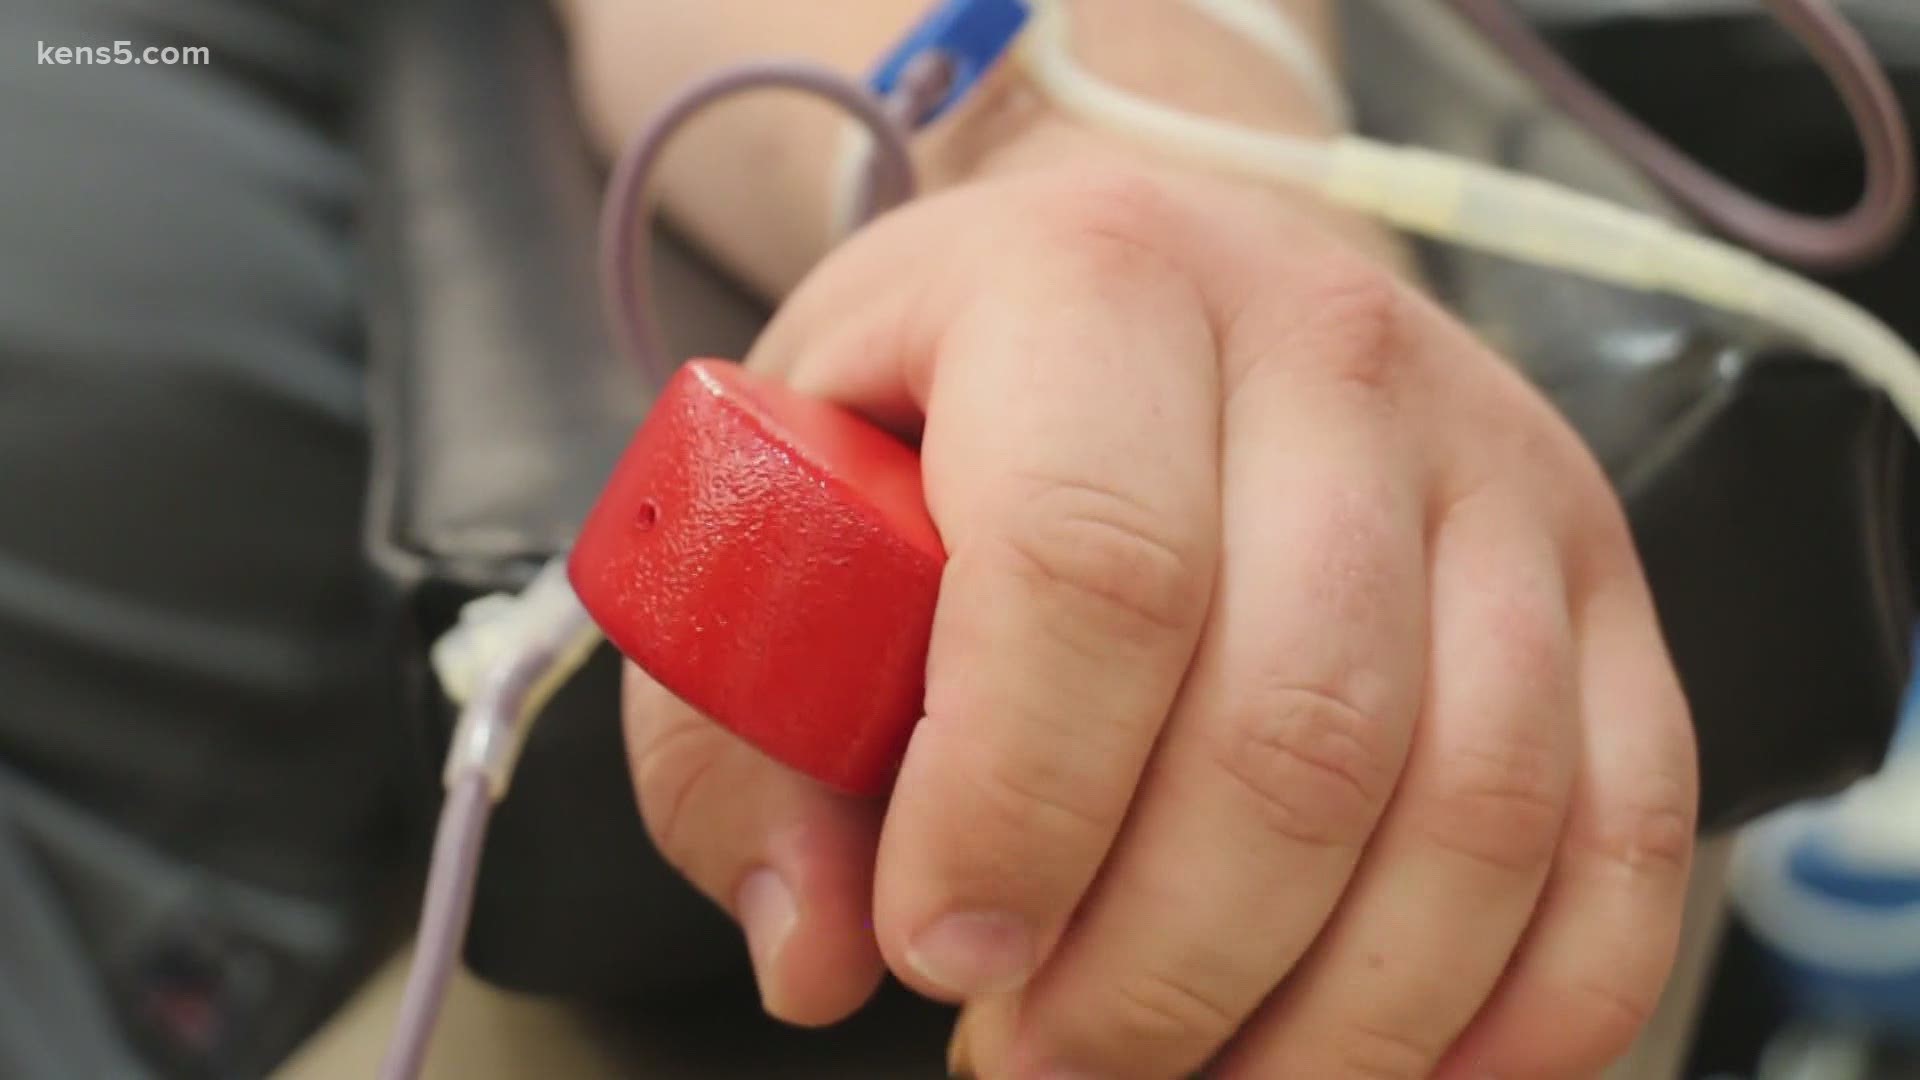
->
[[568, 359, 945, 796]]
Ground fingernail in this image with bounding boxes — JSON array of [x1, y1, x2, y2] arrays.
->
[[735, 868, 797, 998], [907, 910, 1035, 996]]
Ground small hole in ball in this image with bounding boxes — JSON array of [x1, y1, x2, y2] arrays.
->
[[635, 499, 660, 530]]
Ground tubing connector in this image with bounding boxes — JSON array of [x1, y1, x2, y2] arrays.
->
[[432, 557, 603, 800]]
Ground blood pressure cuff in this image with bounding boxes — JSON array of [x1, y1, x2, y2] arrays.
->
[[360, 0, 1916, 996]]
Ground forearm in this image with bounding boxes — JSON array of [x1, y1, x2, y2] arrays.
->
[[558, 0, 1361, 298]]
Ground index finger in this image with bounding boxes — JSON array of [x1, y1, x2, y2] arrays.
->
[[892, 232, 1219, 1002], [773, 176, 1226, 1001]]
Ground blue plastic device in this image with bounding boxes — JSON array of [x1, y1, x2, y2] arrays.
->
[[869, 0, 1031, 126], [1734, 628, 1920, 1033]]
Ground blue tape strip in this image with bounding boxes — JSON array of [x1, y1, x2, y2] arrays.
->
[[869, 0, 1030, 126]]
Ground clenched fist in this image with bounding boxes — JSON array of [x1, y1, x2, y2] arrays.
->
[[619, 155, 1698, 1079]]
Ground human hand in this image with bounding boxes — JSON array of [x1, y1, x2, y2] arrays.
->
[[619, 151, 1699, 1078]]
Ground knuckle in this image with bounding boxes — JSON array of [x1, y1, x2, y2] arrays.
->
[[953, 743, 1116, 867], [1093, 965, 1241, 1060], [630, 716, 728, 870], [1334, 1020, 1439, 1080], [1466, 981, 1656, 1080], [1417, 732, 1570, 875], [1209, 686, 1400, 850], [998, 473, 1208, 650], [926, 749, 1114, 914], [1293, 257, 1413, 396], [1029, 168, 1182, 266], [1567, 976, 1660, 1057], [1571, 774, 1698, 881], [1224, 253, 1415, 414]]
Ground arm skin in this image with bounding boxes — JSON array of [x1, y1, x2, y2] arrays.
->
[[554, 0, 1386, 297]]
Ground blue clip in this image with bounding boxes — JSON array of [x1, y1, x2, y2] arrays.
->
[[869, 0, 1030, 126]]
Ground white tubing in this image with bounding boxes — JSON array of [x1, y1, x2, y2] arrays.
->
[[1017, 0, 1920, 440], [1322, 140, 1920, 436], [1017, 0, 1332, 188], [431, 557, 603, 799]]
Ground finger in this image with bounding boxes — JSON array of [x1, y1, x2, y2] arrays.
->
[[746, 170, 1218, 428], [741, 179, 1003, 434], [621, 664, 887, 1025], [947, 995, 1019, 1079], [869, 178, 1226, 1001], [1436, 564, 1698, 1079], [973, 296, 1434, 1078], [1219, 489, 1580, 1079]]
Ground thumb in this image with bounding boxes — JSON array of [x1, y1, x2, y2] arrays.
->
[[622, 663, 886, 1024]]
